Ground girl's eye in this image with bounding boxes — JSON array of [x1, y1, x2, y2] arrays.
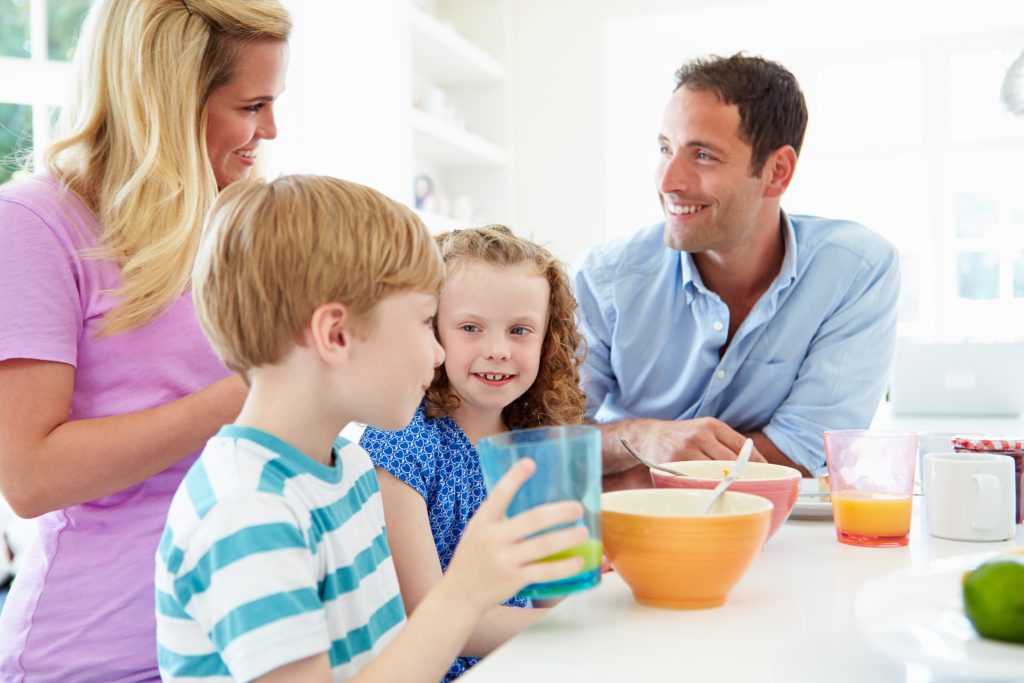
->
[[461, 324, 478, 333], [244, 103, 264, 113], [424, 316, 435, 327], [510, 327, 528, 336]]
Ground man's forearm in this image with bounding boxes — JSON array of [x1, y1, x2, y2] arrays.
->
[[596, 419, 653, 475], [746, 432, 810, 477]]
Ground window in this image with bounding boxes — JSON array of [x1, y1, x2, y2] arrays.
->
[[0, 0, 92, 184], [606, 1, 1024, 342]]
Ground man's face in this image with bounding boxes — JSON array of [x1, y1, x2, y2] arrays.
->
[[655, 87, 770, 255]]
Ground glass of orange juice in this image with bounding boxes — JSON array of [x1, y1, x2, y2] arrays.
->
[[823, 430, 918, 547]]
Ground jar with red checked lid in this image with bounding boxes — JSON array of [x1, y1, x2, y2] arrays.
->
[[952, 435, 1024, 524]]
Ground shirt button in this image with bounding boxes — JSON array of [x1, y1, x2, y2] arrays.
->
[[712, 321, 724, 332], [715, 370, 726, 380]]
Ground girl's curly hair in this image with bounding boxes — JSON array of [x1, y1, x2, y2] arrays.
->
[[424, 225, 586, 429]]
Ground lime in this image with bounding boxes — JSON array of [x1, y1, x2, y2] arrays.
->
[[962, 557, 1024, 644]]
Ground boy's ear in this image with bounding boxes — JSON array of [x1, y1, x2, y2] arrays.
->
[[308, 302, 352, 365]]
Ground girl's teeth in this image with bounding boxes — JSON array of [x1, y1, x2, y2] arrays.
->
[[482, 373, 508, 381]]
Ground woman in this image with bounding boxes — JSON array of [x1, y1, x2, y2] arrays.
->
[[0, 1, 291, 680]]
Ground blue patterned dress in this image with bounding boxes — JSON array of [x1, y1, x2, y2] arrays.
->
[[360, 403, 529, 682]]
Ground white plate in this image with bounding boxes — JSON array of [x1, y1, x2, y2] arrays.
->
[[790, 478, 832, 520], [855, 552, 1024, 680]]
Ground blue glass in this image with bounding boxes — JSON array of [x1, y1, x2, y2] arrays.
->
[[477, 425, 602, 600]]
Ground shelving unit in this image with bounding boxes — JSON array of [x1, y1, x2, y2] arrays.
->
[[406, 0, 512, 232]]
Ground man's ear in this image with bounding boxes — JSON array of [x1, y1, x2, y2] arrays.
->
[[761, 145, 797, 199], [308, 302, 351, 366]]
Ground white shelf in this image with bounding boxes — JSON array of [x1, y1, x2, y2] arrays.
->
[[411, 108, 507, 168], [409, 5, 505, 85]]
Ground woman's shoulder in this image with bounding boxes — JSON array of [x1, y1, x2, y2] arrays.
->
[[0, 174, 98, 246]]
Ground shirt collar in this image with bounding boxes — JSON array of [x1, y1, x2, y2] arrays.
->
[[676, 210, 799, 305]]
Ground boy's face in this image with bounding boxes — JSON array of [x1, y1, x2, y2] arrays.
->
[[349, 290, 444, 431]]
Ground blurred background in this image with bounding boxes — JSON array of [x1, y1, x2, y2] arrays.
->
[[3, 0, 1024, 606], [3, 0, 1024, 342]]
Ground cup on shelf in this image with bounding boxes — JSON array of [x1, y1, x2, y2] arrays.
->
[[824, 430, 918, 548], [923, 452, 1016, 542]]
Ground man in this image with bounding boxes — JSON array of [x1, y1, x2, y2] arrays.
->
[[574, 54, 899, 488]]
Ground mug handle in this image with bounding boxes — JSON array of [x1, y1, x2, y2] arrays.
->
[[970, 473, 1001, 530]]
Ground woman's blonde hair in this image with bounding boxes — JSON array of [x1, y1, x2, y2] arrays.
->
[[193, 175, 445, 377], [425, 225, 586, 429], [47, 0, 291, 335]]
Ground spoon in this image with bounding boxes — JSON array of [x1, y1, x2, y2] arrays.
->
[[701, 438, 754, 515], [620, 438, 690, 479]]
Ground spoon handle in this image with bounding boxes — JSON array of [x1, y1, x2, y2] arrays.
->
[[620, 438, 690, 478], [701, 438, 754, 515]]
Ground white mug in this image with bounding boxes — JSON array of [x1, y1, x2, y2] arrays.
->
[[923, 452, 1015, 542]]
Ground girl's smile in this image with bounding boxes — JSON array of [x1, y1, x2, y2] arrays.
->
[[437, 261, 549, 438]]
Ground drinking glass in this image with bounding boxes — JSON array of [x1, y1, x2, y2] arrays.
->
[[478, 425, 602, 599], [824, 430, 918, 547]]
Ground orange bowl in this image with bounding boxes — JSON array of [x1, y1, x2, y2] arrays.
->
[[602, 489, 771, 609], [649, 461, 800, 541]]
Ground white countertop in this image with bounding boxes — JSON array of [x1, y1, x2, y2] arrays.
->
[[463, 501, 1024, 682]]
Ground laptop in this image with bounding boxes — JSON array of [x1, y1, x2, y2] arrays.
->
[[888, 341, 1024, 417]]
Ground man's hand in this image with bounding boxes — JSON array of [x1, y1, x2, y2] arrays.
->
[[599, 417, 769, 491]]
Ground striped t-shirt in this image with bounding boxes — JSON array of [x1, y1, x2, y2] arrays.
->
[[156, 425, 405, 682]]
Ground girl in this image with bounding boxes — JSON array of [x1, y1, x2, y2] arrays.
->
[[0, 1, 290, 679], [360, 225, 586, 681]]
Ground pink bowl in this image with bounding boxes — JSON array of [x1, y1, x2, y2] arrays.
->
[[650, 461, 801, 541]]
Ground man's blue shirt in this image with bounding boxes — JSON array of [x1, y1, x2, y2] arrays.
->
[[573, 213, 900, 474]]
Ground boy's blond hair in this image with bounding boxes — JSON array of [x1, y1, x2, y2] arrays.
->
[[193, 175, 444, 375]]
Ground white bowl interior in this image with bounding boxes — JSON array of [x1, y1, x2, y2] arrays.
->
[[656, 460, 800, 481], [602, 488, 773, 517]]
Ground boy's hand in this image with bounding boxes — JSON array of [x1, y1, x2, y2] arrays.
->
[[444, 458, 587, 614]]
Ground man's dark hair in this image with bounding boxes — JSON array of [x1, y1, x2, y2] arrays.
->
[[674, 53, 808, 175]]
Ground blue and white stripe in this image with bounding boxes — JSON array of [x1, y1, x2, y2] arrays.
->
[[156, 425, 404, 682]]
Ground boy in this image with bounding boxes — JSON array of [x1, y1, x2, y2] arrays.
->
[[155, 175, 586, 682]]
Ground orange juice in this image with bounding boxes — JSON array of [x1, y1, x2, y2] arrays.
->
[[832, 490, 912, 547]]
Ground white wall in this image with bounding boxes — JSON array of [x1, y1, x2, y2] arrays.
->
[[507, 0, 1024, 270], [270, 0, 411, 202]]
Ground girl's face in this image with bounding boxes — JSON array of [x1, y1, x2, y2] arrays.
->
[[437, 261, 550, 426], [205, 39, 288, 189]]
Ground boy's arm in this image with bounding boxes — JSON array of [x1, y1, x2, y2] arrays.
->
[[377, 470, 548, 658], [251, 460, 587, 683], [252, 654, 332, 683]]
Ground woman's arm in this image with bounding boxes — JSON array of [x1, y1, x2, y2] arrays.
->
[[0, 358, 246, 518], [376, 470, 548, 658]]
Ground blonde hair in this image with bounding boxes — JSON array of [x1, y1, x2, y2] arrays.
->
[[425, 225, 586, 429], [46, 0, 291, 335], [193, 175, 445, 375]]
